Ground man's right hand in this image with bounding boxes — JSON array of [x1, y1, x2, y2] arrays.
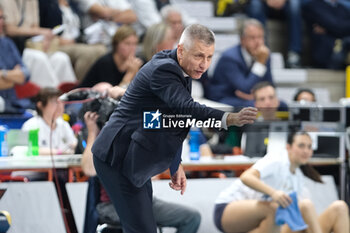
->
[[254, 45, 270, 64], [227, 107, 257, 127]]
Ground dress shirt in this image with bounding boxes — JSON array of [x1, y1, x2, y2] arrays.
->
[[241, 47, 267, 77]]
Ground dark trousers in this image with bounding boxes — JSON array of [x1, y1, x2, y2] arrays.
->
[[303, 0, 350, 69], [246, 0, 302, 53], [93, 155, 157, 233]]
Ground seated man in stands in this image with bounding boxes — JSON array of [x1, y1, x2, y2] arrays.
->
[[0, 6, 33, 114], [81, 110, 201, 233], [207, 19, 273, 108], [160, 5, 185, 43], [241, 81, 288, 157], [252, 81, 287, 121]]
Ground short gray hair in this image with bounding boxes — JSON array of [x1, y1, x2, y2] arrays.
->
[[178, 24, 215, 50], [160, 5, 182, 21], [239, 18, 264, 38]]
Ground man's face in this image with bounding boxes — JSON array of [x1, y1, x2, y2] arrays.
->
[[177, 40, 214, 79], [166, 12, 184, 40], [240, 25, 264, 56], [254, 86, 279, 120]]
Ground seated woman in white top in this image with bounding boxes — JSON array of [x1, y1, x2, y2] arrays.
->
[[22, 87, 77, 155], [214, 131, 349, 233]]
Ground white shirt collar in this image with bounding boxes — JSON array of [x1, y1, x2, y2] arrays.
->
[[182, 70, 190, 78], [241, 46, 253, 67]]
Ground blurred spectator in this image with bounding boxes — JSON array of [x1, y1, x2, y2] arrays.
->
[[160, 5, 184, 43], [293, 88, 316, 102], [252, 81, 287, 121], [79, 25, 142, 88], [207, 19, 273, 108], [0, 0, 77, 88], [38, 0, 107, 81], [155, 0, 170, 11], [22, 87, 77, 155], [140, 22, 176, 62], [155, 0, 197, 26], [241, 82, 287, 157], [0, 6, 33, 114], [246, 0, 303, 68], [128, 0, 162, 35], [71, 0, 137, 45], [303, 0, 350, 69]]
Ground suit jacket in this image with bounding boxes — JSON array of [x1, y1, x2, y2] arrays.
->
[[207, 45, 273, 107], [92, 49, 225, 187]]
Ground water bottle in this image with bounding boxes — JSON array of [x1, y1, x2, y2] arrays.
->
[[0, 125, 8, 157], [27, 128, 39, 156], [189, 128, 200, 160]]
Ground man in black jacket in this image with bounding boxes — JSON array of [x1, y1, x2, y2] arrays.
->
[[92, 24, 257, 233]]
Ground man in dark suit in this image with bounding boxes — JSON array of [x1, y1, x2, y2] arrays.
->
[[92, 24, 257, 233], [207, 19, 273, 108]]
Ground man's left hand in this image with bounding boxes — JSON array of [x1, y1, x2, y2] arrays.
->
[[227, 107, 258, 127], [169, 164, 187, 195]]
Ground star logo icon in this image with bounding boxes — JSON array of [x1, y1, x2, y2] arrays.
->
[[151, 109, 161, 122], [143, 110, 162, 129]]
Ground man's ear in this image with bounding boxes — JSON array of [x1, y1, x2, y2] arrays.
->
[[240, 37, 245, 48], [286, 143, 291, 151], [177, 44, 183, 59]]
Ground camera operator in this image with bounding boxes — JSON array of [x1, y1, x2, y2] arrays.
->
[[80, 83, 201, 233]]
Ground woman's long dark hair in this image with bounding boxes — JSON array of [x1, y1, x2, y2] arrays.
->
[[287, 131, 323, 183]]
